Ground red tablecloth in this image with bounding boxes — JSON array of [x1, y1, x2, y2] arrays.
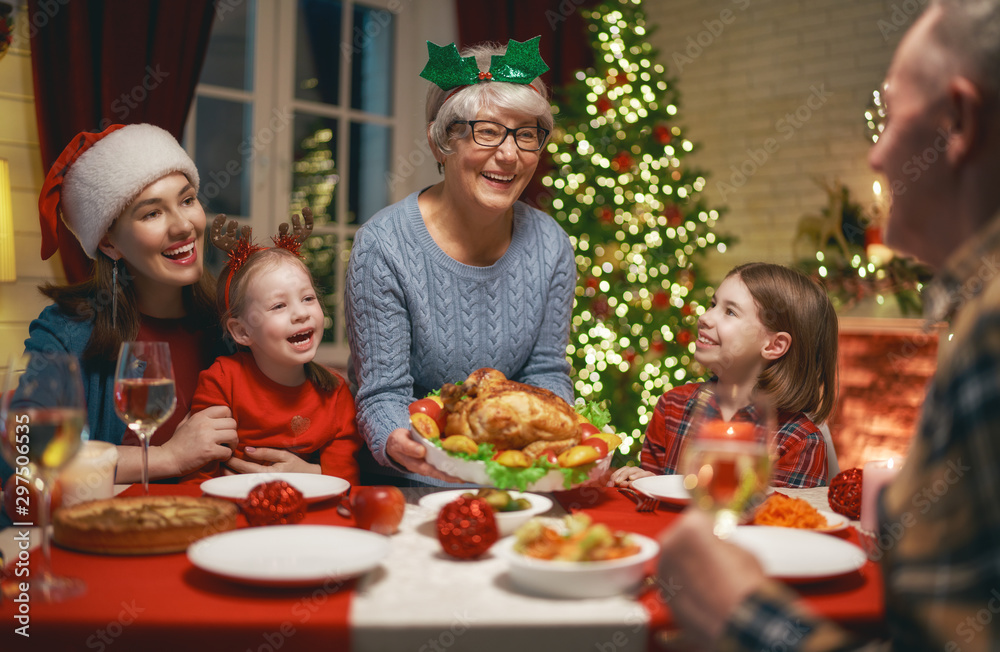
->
[[1, 484, 355, 651], [2, 486, 885, 651], [554, 488, 887, 647]]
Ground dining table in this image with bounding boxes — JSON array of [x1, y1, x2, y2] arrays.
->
[[0, 482, 884, 651]]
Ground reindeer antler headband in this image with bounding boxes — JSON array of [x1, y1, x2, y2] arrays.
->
[[211, 208, 314, 311], [419, 36, 549, 100]]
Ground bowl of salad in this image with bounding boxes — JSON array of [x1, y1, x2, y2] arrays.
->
[[494, 514, 660, 598]]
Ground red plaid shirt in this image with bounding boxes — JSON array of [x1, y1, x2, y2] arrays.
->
[[640, 382, 828, 488]]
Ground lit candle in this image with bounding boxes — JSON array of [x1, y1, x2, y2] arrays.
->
[[698, 420, 756, 441], [860, 458, 901, 534], [59, 441, 118, 508]]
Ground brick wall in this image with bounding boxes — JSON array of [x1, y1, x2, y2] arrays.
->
[[830, 318, 939, 472], [643, 0, 922, 283]]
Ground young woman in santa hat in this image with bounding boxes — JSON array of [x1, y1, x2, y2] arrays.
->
[[7, 124, 313, 488]]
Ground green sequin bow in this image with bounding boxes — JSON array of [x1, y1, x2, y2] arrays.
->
[[419, 36, 549, 91]]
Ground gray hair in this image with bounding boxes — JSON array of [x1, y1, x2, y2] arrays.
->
[[425, 42, 553, 158], [930, 0, 1000, 97]]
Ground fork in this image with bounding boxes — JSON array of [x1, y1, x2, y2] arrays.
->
[[618, 487, 658, 512]]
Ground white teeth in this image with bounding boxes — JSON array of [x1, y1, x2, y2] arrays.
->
[[288, 330, 313, 344], [698, 335, 715, 345], [483, 172, 514, 182], [164, 242, 194, 256]]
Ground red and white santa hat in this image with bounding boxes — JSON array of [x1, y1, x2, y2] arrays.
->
[[39, 123, 200, 260]]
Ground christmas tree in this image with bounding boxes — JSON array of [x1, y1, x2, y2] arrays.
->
[[542, 0, 729, 457]]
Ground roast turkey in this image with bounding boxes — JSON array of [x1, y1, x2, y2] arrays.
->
[[440, 368, 581, 457]]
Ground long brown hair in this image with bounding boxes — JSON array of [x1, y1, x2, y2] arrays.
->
[[39, 253, 219, 364], [726, 262, 838, 423], [220, 248, 339, 392]]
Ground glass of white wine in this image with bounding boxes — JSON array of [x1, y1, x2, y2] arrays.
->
[[113, 342, 176, 495], [681, 385, 776, 539], [1, 352, 88, 601]]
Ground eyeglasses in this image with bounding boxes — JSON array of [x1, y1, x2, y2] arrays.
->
[[452, 120, 550, 152]]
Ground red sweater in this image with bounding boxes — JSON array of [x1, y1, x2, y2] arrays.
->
[[183, 352, 361, 485]]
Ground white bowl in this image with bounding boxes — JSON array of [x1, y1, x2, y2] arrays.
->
[[494, 533, 660, 598], [418, 490, 553, 537]]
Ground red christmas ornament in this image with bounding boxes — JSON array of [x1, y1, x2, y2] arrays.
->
[[654, 125, 672, 144], [652, 290, 669, 310], [828, 468, 863, 520], [623, 348, 636, 364], [664, 205, 683, 227], [598, 207, 615, 224], [596, 96, 613, 114], [242, 480, 307, 526], [593, 296, 610, 319], [677, 330, 693, 346], [585, 276, 599, 290], [610, 72, 629, 87], [611, 152, 634, 172], [680, 302, 694, 317], [650, 339, 666, 355], [436, 496, 498, 559]]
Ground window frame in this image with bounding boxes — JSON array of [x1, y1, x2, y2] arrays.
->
[[186, 0, 455, 367]]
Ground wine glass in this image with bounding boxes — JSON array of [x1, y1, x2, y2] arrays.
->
[[681, 385, 776, 539], [113, 342, 176, 495], [1, 352, 88, 601]]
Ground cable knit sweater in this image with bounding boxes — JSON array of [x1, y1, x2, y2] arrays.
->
[[345, 190, 576, 486]]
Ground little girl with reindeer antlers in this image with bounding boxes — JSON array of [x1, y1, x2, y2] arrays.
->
[[182, 210, 361, 485]]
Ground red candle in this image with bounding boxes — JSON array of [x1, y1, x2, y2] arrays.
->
[[698, 420, 756, 441]]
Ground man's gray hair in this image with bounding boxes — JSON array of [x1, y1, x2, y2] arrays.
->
[[932, 0, 1000, 97]]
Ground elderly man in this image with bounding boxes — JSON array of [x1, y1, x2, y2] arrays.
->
[[657, 1, 1000, 650]]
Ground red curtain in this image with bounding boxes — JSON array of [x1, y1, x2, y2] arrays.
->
[[456, 0, 602, 209], [28, 0, 216, 283]]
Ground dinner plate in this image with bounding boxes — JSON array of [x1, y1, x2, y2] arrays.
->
[[418, 490, 553, 536], [631, 474, 690, 505], [187, 525, 389, 587], [200, 473, 350, 503], [815, 510, 849, 533], [729, 525, 866, 583]]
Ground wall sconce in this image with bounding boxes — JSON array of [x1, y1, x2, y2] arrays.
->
[[0, 158, 15, 282]]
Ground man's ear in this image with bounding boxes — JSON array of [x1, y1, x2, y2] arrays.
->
[[945, 76, 984, 166], [227, 317, 252, 347], [761, 331, 791, 361], [97, 235, 121, 261]]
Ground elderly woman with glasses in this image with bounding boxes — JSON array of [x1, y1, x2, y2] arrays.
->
[[345, 38, 576, 486]]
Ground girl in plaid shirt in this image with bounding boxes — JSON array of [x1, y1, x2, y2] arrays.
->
[[612, 262, 837, 488]]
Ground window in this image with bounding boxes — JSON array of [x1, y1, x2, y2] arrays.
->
[[188, 0, 454, 366]]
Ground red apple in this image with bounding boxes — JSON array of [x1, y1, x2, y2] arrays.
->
[[580, 436, 609, 459], [409, 397, 447, 431], [350, 486, 405, 535]]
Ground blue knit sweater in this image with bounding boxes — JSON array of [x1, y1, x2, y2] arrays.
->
[[345, 190, 576, 486]]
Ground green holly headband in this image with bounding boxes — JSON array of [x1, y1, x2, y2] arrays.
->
[[419, 36, 549, 95]]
